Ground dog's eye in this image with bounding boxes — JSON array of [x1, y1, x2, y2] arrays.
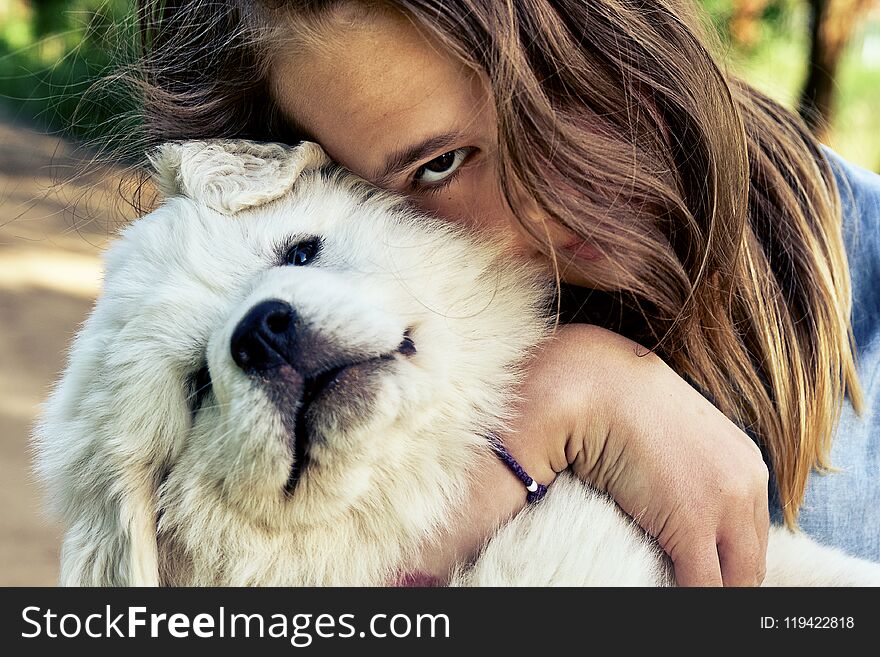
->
[[285, 238, 321, 267], [189, 364, 212, 412]]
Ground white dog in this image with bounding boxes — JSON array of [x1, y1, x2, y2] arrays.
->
[[34, 140, 880, 586]]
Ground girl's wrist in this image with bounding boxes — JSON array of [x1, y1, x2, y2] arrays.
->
[[551, 324, 644, 488], [498, 323, 633, 488]]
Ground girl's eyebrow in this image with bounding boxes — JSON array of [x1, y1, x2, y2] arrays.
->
[[373, 131, 465, 185]]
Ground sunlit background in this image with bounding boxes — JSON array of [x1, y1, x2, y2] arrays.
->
[[1, 0, 879, 585]]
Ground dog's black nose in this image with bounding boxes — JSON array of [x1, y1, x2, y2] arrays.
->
[[231, 299, 297, 373]]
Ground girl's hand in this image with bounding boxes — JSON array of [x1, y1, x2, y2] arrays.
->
[[414, 323, 770, 587], [507, 323, 771, 587]]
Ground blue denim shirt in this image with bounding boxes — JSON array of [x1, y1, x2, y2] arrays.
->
[[767, 148, 880, 561]]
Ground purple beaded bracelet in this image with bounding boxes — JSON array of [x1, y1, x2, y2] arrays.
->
[[487, 432, 549, 504]]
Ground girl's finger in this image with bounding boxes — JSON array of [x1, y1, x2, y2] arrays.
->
[[672, 541, 723, 587]]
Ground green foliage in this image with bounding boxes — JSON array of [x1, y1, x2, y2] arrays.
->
[[0, 0, 139, 145], [699, 0, 880, 171]]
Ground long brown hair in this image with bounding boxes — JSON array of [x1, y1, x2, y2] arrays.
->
[[133, 0, 861, 526]]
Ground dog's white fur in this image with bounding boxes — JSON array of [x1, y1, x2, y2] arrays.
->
[[34, 140, 880, 586]]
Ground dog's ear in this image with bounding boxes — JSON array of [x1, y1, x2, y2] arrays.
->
[[148, 139, 331, 214], [33, 281, 192, 586]]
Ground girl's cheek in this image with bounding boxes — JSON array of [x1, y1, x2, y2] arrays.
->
[[407, 160, 546, 259], [408, 162, 495, 225]]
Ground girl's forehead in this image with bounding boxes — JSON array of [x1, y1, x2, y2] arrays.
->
[[268, 6, 495, 186]]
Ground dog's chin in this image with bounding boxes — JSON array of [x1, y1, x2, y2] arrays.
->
[[284, 355, 395, 493]]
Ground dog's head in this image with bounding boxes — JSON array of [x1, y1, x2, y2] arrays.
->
[[34, 140, 550, 585]]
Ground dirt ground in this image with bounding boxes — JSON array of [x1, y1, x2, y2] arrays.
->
[[0, 115, 139, 585]]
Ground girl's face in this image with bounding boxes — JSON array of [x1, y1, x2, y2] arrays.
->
[[269, 6, 594, 280]]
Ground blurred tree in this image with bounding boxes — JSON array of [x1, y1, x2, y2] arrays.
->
[[799, 0, 875, 141]]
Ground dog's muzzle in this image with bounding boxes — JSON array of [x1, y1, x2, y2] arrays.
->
[[229, 298, 416, 492]]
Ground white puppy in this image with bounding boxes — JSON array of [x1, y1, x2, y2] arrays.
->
[[34, 140, 880, 586]]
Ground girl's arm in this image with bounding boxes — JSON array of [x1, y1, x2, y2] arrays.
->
[[416, 323, 770, 586]]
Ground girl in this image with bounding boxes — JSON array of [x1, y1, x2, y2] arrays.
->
[[133, 0, 880, 585]]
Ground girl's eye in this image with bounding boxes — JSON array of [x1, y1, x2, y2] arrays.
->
[[285, 238, 321, 266], [413, 147, 472, 185]]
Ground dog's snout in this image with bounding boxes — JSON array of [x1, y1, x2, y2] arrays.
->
[[231, 299, 297, 373]]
